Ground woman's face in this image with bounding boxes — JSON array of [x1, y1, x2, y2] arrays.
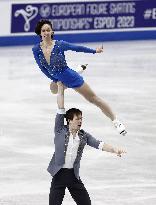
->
[[40, 23, 53, 40]]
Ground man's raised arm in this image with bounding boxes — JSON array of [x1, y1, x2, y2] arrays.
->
[[54, 82, 65, 133]]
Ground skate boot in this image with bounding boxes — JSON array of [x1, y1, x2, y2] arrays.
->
[[77, 64, 88, 73], [81, 64, 88, 70], [113, 119, 127, 136]]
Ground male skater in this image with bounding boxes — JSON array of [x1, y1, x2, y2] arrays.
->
[[48, 81, 126, 205]]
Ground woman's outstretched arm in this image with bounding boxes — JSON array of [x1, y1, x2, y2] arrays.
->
[[61, 40, 103, 54]]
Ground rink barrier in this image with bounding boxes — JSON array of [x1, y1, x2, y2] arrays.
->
[[1, 30, 156, 46], [1, 0, 156, 46]]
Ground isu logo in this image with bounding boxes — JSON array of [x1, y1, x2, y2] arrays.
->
[[14, 5, 38, 31], [40, 4, 51, 18]]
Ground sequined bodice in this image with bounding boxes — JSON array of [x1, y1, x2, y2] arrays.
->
[[38, 40, 67, 76], [32, 40, 96, 81]]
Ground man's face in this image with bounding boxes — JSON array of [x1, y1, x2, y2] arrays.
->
[[69, 114, 82, 131]]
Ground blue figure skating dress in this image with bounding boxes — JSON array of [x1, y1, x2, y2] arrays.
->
[[32, 40, 96, 88]]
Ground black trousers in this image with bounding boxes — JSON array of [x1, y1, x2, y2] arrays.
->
[[49, 168, 91, 205]]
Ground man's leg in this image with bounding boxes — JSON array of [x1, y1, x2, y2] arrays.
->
[[49, 183, 66, 205], [68, 178, 91, 205]]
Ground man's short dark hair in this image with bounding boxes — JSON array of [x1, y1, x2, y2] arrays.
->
[[65, 108, 82, 125], [35, 19, 53, 35]]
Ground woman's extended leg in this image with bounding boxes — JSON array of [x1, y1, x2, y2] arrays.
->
[[74, 82, 127, 135], [74, 82, 115, 121]]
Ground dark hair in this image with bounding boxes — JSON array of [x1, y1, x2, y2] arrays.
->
[[35, 19, 53, 36], [65, 108, 82, 125]]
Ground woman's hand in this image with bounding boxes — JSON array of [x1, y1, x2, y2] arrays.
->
[[57, 81, 63, 86], [57, 81, 64, 88], [96, 45, 103, 53]]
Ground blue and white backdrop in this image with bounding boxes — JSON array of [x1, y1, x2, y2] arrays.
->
[[0, 0, 156, 46]]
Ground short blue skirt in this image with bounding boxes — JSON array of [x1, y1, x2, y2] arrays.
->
[[54, 67, 84, 88]]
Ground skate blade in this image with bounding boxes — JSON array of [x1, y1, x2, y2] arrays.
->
[[120, 130, 127, 136]]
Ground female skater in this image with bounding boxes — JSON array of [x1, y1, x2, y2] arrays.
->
[[32, 19, 127, 135]]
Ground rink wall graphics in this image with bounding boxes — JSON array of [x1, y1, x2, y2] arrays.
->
[[0, 0, 156, 46]]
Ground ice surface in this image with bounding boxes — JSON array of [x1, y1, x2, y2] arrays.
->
[[0, 40, 156, 205]]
